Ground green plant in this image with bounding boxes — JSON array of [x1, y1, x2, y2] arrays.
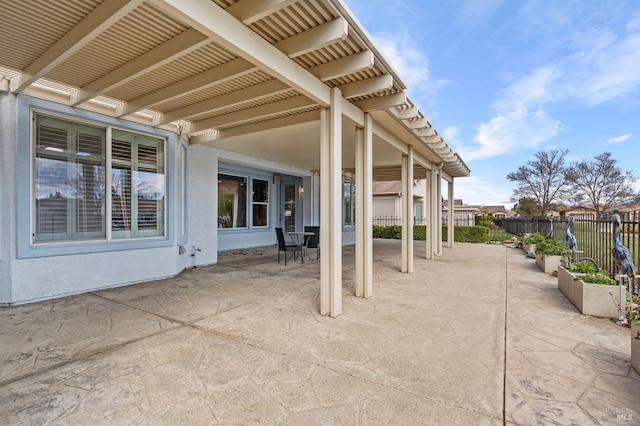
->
[[568, 261, 598, 274], [576, 272, 617, 286], [631, 309, 640, 326], [535, 238, 568, 256], [523, 232, 546, 245]]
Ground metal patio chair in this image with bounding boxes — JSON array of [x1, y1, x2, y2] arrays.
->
[[303, 226, 320, 261], [275, 227, 302, 265]]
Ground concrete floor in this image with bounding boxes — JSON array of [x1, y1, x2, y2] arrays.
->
[[0, 240, 638, 425]]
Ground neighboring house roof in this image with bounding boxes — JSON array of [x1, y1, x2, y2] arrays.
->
[[0, 0, 470, 179], [373, 181, 402, 195], [483, 205, 509, 215]]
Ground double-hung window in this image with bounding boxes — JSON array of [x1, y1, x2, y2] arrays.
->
[[33, 112, 165, 243], [252, 179, 269, 227]]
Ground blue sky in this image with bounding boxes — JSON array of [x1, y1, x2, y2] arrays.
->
[[344, 0, 640, 209]]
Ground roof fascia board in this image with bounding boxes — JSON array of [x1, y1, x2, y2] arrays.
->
[[330, 0, 407, 90], [150, 0, 331, 108]]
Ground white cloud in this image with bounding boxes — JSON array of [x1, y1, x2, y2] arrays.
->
[[371, 32, 450, 99], [460, 11, 640, 161], [450, 176, 514, 209], [606, 134, 632, 144]]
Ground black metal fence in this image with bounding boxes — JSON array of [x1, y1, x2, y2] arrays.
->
[[372, 216, 426, 226], [372, 216, 477, 226], [496, 211, 640, 297]]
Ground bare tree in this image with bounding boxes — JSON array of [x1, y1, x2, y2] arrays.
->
[[507, 149, 569, 216], [564, 152, 638, 217]]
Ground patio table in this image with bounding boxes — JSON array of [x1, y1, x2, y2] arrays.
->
[[287, 231, 314, 263]]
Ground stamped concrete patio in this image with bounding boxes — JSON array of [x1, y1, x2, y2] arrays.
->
[[1, 240, 638, 425]]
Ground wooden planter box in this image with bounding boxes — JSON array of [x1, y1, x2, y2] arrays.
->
[[632, 322, 640, 374], [536, 254, 563, 274], [558, 266, 624, 318]]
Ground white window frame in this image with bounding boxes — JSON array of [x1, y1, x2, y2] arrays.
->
[[31, 110, 166, 244], [217, 173, 249, 229], [251, 177, 269, 228]]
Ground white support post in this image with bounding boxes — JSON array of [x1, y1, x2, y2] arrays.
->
[[430, 167, 439, 258], [401, 146, 414, 273], [448, 180, 454, 248], [436, 166, 443, 256], [320, 88, 342, 317], [356, 113, 373, 298], [425, 171, 433, 260]]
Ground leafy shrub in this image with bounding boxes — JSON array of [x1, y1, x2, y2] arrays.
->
[[372, 225, 401, 239], [372, 225, 488, 243], [523, 232, 546, 245], [577, 272, 617, 286], [477, 219, 494, 228], [443, 225, 489, 243], [568, 261, 598, 274], [535, 238, 568, 256]]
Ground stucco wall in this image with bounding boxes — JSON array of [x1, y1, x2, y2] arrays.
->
[[0, 92, 16, 303], [1, 95, 194, 304]]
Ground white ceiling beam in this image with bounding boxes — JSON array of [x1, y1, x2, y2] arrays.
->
[[354, 92, 406, 112], [190, 95, 316, 132], [150, 0, 331, 108], [120, 58, 257, 116], [371, 121, 408, 155], [427, 141, 448, 150], [308, 51, 374, 81], [225, 0, 297, 25], [415, 127, 437, 138], [274, 18, 348, 58], [157, 79, 291, 125], [398, 106, 419, 120], [422, 134, 442, 143], [72, 28, 209, 106], [11, 0, 144, 93], [204, 110, 320, 142], [405, 117, 429, 129], [339, 74, 393, 99]]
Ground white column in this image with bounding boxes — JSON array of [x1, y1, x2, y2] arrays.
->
[[447, 180, 454, 248], [430, 167, 439, 258], [436, 166, 443, 256], [425, 171, 433, 260], [401, 146, 414, 273], [356, 113, 373, 298], [320, 87, 342, 317]]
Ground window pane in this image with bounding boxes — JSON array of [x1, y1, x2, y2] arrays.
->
[[112, 130, 165, 239], [218, 174, 247, 228], [34, 115, 106, 242], [252, 179, 269, 202], [343, 178, 355, 227], [253, 204, 268, 227]]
